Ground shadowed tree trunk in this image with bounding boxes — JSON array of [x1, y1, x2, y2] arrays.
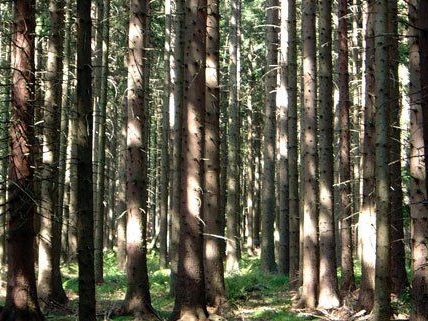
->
[[298, 0, 319, 309], [338, 0, 355, 295], [170, 0, 208, 317], [76, 0, 96, 319], [0, 1, 44, 320], [261, 0, 279, 273], [203, 0, 226, 308], [317, 0, 340, 307], [37, 0, 68, 306], [371, 0, 391, 319], [357, 0, 376, 311], [122, 0, 157, 318]]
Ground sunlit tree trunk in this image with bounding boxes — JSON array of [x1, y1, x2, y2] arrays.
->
[[261, 0, 279, 273], [298, 0, 319, 308], [338, 0, 355, 295], [0, 1, 43, 320], [123, 1, 157, 318], [318, 0, 340, 307], [371, 0, 391, 319], [171, 0, 208, 317], [409, 2, 428, 320], [37, 0, 68, 305], [357, 0, 376, 311]]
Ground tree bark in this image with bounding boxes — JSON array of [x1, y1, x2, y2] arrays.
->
[[171, 0, 208, 317], [338, 0, 355, 295], [261, 0, 279, 273], [318, 0, 340, 307], [371, 0, 391, 319], [298, 0, 319, 309], [0, 1, 44, 320]]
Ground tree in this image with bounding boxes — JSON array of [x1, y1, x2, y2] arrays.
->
[[298, 0, 319, 309], [122, 0, 157, 318], [338, 0, 355, 294], [357, 0, 376, 311], [37, 0, 68, 305], [287, 0, 299, 287], [171, 0, 208, 317], [409, 2, 428, 320], [0, 1, 44, 320], [371, 0, 391, 319], [261, 0, 279, 274], [204, 0, 226, 308], [76, 0, 96, 319], [318, 0, 340, 307], [226, 0, 241, 274]]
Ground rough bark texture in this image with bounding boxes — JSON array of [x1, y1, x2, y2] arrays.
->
[[0, 1, 44, 320], [338, 0, 355, 295], [204, 0, 226, 308], [123, 0, 157, 317], [299, 0, 319, 308], [261, 0, 279, 274], [37, 0, 68, 305], [287, 0, 299, 288], [226, 0, 241, 274], [171, 0, 208, 317], [388, 0, 407, 296], [317, 0, 340, 308], [76, 0, 96, 319], [409, 2, 428, 320], [371, 0, 391, 319], [357, 0, 376, 311]]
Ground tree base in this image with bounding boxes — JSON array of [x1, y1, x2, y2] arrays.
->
[[0, 307, 45, 321], [170, 306, 208, 321]]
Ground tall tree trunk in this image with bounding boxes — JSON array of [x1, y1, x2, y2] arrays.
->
[[76, 0, 96, 319], [277, 0, 290, 276], [123, 0, 157, 318], [204, 0, 225, 308], [338, 0, 355, 295], [37, 0, 68, 305], [261, 0, 279, 273], [159, 0, 171, 269], [298, 0, 319, 309], [287, 0, 299, 288], [94, 0, 110, 284], [388, 0, 407, 296], [371, 0, 391, 319], [0, 1, 44, 320], [226, 0, 241, 274], [357, 0, 376, 311], [410, 2, 428, 320], [318, 0, 340, 307], [171, 0, 208, 317]]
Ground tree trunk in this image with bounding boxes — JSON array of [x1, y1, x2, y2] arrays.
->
[[76, 0, 96, 319], [261, 0, 279, 274], [371, 0, 391, 319], [94, 0, 110, 284], [0, 1, 44, 320], [226, 0, 241, 274], [171, 0, 208, 317], [338, 0, 355, 295], [410, 2, 428, 320], [357, 0, 376, 311], [298, 0, 319, 309], [123, 0, 157, 318], [388, 0, 407, 296], [37, 0, 68, 305], [287, 0, 299, 288], [318, 0, 340, 307], [204, 0, 225, 308]]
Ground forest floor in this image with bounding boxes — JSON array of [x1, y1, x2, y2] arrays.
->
[[0, 252, 411, 321]]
